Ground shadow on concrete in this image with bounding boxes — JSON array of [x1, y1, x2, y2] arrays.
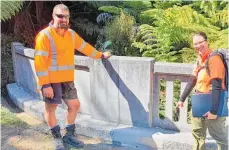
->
[[102, 59, 181, 150], [109, 126, 179, 150], [1, 96, 23, 113], [102, 59, 148, 127]]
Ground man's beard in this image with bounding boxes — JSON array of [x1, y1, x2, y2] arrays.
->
[[58, 22, 69, 30]]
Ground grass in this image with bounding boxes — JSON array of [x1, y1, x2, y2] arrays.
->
[[1, 106, 26, 126]]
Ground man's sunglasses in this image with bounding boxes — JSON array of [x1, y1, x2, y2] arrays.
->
[[55, 14, 70, 19]]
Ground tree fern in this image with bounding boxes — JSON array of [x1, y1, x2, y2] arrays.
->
[[122, 1, 152, 19], [93, 1, 227, 62], [179, 47, 197, 63], [139, 8, 163, 24], [153, 6, 220, 45], [131, 42, 148, 53], [200, 1, 218, 17], [123, 1, 152, 11], [98, 6, 122, 15], [192, 1, 228, 17], [86, 1, 123, 9], [1, 1, 24, 21], [97, 2, 152, 22], [138, 5, 224, 62], [210, 29, 228, 49], [132, 24, 155, 53], [136, 24, 154, 40], [123, 8, 139, 19], [131, 23, 181, 62], [152, 0, 182, 9], [211, 8, 228, 28]]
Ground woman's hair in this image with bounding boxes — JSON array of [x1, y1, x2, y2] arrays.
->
[[193, 31, 208, 41]]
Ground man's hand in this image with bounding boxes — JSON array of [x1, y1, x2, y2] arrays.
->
[[102, 51, 112, 59], [203, 111, 217, 120], [42, 86, 54, 99], [176, 101, 184, 109]]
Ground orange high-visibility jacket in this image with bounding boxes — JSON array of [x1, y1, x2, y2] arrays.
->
[[34, 23, 102, 91]]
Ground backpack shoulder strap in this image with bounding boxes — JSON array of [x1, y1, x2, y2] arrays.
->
[[205, 50, 228, 91], [205, 50, 222, 74]]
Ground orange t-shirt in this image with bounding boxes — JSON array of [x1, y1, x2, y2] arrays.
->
[[193, 54, 225, 93]]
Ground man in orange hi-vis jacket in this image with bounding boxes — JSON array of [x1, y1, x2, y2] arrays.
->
[[34, 4, 111, 150]]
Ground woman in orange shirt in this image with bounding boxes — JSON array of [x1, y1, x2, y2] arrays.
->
[[177, 32, 228, 150]]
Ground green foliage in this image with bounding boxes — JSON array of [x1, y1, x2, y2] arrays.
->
[[180, 47, 197, 63], [211, 8, 228, 28], [139, 8, 162, 24], [153, 5, 219, 42], [159, 79, 166, 119], [123, 1, 152, 10], [139, 5, 224, 62], [1, 107, 26, 126], [71, 17, 100, 36], [138, 2, 227, 63], [94, 1, 153, 56], [104, 12, 136, 56], [86, 1, 123, 9], [97, 1, 152, 22], [1, 1, 24, 21], [122, 1, 152, 18], [173, 80, 181, 121], [195, 1, 228, 17], [191, 1, 228, 29], [152, 0, 182, 9], [131, 24, 156, 56], [1, 34, 24, 93], [159, 79, 192, 122], [210, 29, 229, 50], [98, 6, 122, 15], [200, 1, 219, 17]]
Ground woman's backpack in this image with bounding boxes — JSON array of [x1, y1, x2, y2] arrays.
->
[[205, 48, 229, 91]]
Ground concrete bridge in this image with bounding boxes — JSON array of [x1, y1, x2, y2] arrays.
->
[[7, 42, 218, 150]]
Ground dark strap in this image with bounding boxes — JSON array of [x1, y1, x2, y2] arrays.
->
[[210, 78, 222, 115]]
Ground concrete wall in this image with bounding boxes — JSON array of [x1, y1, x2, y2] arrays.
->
[[10, 42, 194, 131]]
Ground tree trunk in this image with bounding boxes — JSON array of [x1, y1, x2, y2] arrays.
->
[[14, 9, 35, 47], [35, 1, 44, 29]]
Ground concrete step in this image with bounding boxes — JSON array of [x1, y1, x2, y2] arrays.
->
[[7, 83, 217, 150]]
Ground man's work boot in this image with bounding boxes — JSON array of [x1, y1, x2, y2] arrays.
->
[[50, 125, 65, 150], [63, 124, 84, 149]]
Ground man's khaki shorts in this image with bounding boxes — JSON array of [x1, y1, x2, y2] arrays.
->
[[42, 81, 78, 104]]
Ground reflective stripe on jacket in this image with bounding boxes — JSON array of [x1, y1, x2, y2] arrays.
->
[[34, 23, 102, 91]]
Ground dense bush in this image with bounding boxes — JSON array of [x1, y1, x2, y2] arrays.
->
[[1, 34, 23, 96]]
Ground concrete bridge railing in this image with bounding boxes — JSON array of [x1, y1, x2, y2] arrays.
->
[[9, 42, 217, 150], [9, 42, 194, 131]]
